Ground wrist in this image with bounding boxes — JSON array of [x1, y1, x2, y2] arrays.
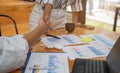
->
[[43, 16, 50, 24], [43, 16, 50, 20]]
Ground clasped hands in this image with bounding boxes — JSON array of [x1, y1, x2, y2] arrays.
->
[[37, 16, 51, 34]]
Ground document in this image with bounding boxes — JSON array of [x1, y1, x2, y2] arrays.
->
[[80, 34, 115, 49], [41, 34, 83, 49], [63, 41, 110, 60], [22, 52, 69, 73]]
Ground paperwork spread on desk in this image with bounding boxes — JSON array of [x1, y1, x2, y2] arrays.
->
[[80, 34, 115, 49], [63, 34, 115, 60], [63, 41, 110, 60], [22, 52, 69, 73], [40, 34, 115, 60], [41, 34, 83, 49]]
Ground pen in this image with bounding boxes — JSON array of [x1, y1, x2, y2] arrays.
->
[[29, 66, 59, 70], [64, 43, 89, 47], [46, 33, 61, 39]]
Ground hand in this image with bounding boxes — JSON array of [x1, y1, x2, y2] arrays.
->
[[17, 66, 24, 70], [38, 18, 50, 34], [43, 16, 50, 25]]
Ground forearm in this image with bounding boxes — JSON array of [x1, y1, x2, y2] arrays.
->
[[23, 19, 48, 47], [23, 26, 42, 47], [72, 12, 79, 24], [43, 3, 53, 23]]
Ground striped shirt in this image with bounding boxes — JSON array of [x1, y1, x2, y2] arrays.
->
[[35, 0, 83, 12]]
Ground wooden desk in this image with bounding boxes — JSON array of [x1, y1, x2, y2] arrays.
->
[[10, 26, 119, 73], [113, 5, 120, 31], [1, 23, 30, 36]]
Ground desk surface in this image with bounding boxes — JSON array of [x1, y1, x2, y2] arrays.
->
[[0, 1, 34, 7], [10, 26, 120, 73]]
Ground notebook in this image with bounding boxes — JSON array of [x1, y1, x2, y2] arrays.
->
[[72, 36, 120, 73]]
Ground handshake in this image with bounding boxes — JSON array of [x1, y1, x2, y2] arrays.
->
[[37, 18, 50, 34]]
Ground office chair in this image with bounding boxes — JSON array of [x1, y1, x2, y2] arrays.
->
[[0, 14, 18, 36]]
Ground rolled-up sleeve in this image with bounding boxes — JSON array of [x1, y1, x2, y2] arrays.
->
[[44, 0, 54, 5], [71, 0, 83, 12], [0, 35, 29, 73]]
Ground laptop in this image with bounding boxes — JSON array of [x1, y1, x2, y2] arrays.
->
[[72, 36, 120, 73]]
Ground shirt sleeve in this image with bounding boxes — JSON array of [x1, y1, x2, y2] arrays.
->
[[71, 0, 83, 12], [0, 35, 29, 73], [44, 0, 54, 5]]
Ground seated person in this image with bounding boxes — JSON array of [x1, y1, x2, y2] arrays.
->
[[0, 19, 49, 73]]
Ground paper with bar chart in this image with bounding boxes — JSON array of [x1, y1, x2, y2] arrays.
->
[[41, 34, 84, 49], [63, 41, 110, 60], [22, 52, 69, 73], [80, 34, 115, 49]]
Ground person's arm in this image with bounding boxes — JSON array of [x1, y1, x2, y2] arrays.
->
[[0, 19, 49, 73], [72, 12, 79, 24], [24, 19, 49, 47], [43, 3, 53, 25], [71, 0, 83, 24]]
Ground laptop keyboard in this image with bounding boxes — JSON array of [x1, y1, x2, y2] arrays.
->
[[72, 59, 109, 73]]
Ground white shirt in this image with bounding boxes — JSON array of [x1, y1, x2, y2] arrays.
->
[[30, 0, 83, 30], [0, 35, 29, 73], [35, 0, 83, 12]]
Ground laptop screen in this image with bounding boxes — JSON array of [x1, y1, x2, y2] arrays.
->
[[107, 36, 120, 73]]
